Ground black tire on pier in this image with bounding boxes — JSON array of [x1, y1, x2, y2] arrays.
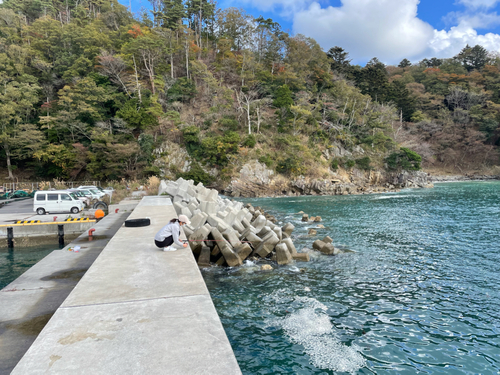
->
[[124, 218, 151, 227]]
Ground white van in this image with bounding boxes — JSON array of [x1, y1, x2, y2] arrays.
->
[[34, 190, 85, 215]]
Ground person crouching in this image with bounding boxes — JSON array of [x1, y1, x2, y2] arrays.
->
[[154, 214, 190, 252]]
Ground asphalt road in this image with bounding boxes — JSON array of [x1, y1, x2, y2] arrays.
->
[[0, 199, 80, 223], [0, 199, 35, 214]]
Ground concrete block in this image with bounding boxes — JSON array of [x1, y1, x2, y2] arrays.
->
[[275, 243, 292, 265], [235, 243, 252, 261], [183, 225, 194, 238], [255, 231, 279, 258], [312, 240, 326, 251], [244, 212, 253, 222], [188, 202, 198, 213], [308, 229, 317, 235], [223, 210, 237, 226], [282, 223, 295, 237], [165, 183, 179, 197], [322, 236, 333, 244], [190, 212, 208, 229], [198, 246, 211, 267], [292, 253, 310, 262], [251, 215, 267, 233], [211, 245, 221, 257], [302, 214, 309, 222], [173, 202, 184, 215], [158, 180, 168, 195], [189, 225, 212, 254], [241, 218, 252, 229], [215, 255, 227, 266], [206, 189, 218, 202], [319, 243, 335, 255], [281, 237, 297, 255], [211, 228, 242, 267], [273, 227, 282, 241], [222, 229, 242, 248], [207, 214, 229, 232], [236, 210, 247, 222], [240, 227, 255, 240], [244, 232, 263, 249], [266, 221, 276, 230], [232, 221, 245, 234], [176, 188, 191, 202], [217, 211, 228, 221], [181, 206, 193, 219], [257, 226, 272, 237], [187, 186, 196, 197], [199, 201, 217, 215], [314, 216, 322, 222]]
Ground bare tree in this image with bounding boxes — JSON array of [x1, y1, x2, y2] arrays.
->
[[97, 51, 133, 98]]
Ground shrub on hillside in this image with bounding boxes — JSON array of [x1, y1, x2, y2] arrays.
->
[[355, 156, 372, 170], [276, 155, 305, 176], [385, 147, 422, 171], [242, 134, 256, 148]]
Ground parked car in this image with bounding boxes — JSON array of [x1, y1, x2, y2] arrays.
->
[[34, 190, 84, 215], [77, 185, 107, 198], [68, 189, 91, 206], [77, 189, 102, 201]]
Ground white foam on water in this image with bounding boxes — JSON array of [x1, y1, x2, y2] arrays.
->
[[268, 295, 366, 374], [372, 195, 407, 200]]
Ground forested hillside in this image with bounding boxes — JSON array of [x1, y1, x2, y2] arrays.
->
[[0, 0, 499, 188]]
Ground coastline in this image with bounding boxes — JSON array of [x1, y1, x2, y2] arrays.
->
[[429, 174, 500, 182]]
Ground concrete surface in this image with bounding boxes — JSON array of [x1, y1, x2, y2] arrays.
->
[[0, 212, 131, 375], [11, 196, 241, 375]]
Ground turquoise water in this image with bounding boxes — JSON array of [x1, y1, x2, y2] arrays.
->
[[203, 182, 500, 374], [0, 245, 56, 289]]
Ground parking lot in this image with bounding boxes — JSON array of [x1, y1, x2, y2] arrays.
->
[[0, 199, 80, 224]]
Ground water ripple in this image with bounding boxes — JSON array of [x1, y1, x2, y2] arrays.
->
[[204, 182, 500, 374]]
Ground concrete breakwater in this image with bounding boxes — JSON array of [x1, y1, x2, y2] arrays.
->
[[159, 178, 347, 267]]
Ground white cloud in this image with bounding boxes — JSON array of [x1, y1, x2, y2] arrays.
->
[[292, 0, 434, 63], [218, 0, 310, 14], [228, 0, 500, 64], [457, 0, 500, 9], [444, 11, 500, 29], [429, 21, 500, 57]]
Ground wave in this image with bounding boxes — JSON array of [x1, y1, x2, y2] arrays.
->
[[265, 291, 366, 373]]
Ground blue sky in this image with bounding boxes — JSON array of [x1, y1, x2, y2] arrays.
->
[[122, 0, 500, 65]]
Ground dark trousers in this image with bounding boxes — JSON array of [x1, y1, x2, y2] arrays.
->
[[155, 236, 173, 248]]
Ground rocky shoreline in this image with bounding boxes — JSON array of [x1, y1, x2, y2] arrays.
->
[[224, 161, 434, 198], [429, 174, 500, 182]]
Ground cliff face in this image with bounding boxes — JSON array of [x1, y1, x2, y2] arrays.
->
[[225, 161, 433, 198]]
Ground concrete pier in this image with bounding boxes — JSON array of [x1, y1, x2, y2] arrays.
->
[[0, 212, 131, 374], [11, 196, 241, 374]]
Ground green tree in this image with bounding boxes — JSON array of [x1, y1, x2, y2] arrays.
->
[[327, 46, 352, 74], [398, 58, 411, 68], [454, 44, 489, 72]]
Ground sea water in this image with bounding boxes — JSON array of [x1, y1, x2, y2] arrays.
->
[[203, 182, 500, 374], [0, 245, 56, 289]]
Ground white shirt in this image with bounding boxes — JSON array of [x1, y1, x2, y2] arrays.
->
[[154, 221, 184, 246]]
